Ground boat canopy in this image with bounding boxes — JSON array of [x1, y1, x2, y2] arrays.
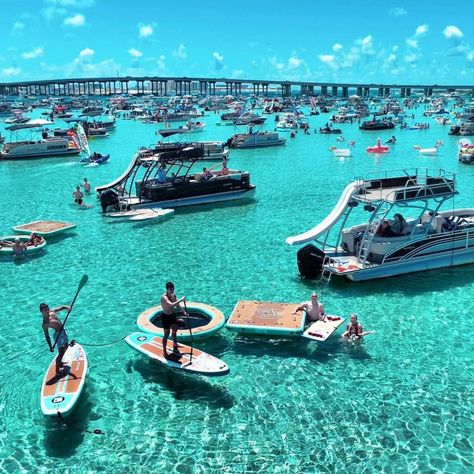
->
[[6, 119, 54, 131]]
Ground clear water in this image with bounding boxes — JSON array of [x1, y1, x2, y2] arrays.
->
[[1, 103, 473, 472]]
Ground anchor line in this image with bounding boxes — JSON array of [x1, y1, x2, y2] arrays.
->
[[56, 411, 105, 436], [75, 336, 127, 347]]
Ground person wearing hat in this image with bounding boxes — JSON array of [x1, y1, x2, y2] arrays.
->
[[293, 292, 326, 323]]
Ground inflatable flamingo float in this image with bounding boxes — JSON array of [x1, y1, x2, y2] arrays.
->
[[330, 141, 355, 157], [367, 138, 389, 154]]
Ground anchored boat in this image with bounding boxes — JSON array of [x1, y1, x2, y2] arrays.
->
[[96, 147, 255, 211], [287, 168, 474, 281]]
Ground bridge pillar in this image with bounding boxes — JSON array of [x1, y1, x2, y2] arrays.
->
[[400, 88, 406, 98], [321, 85, 327, 96], [282, 84, 291, 97], [356, 87, 363, 96], [301, 85, 307, 95], [406, 87, 411, 97], [364, 87, 370, 97], [385, 87, 390, 97], [332, 86, 338, 96], [342, 86, 348, 98], [378, 87, 384, 97]]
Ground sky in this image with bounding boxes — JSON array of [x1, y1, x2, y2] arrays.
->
[[0, 0, 473, 85]]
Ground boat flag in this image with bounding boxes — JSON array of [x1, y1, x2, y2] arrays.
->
[[75, 123, 91, 155]]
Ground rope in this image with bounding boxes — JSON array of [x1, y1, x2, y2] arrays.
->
[[57, 411, 105, 436], [77, 335, 127, 347]]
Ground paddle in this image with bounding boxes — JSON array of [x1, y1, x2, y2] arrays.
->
[[183, 300, 194, 362], [51, 275, 88, 351]]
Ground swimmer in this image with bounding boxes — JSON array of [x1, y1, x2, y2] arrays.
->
[[342, 314, 375, 341]]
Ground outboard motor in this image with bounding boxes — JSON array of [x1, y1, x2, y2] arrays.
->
[[296, 244, 326, 279], [100, 189, 119, 213]]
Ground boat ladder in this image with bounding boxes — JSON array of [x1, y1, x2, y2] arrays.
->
[[357, 203, 390, 265]]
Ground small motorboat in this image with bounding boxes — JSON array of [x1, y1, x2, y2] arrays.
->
[[367, 138, 389, 154], [80, 153, 110, 165], [458, 139, 474, 164], [319, 127, 342, 134], [413, 140, 443, 156]]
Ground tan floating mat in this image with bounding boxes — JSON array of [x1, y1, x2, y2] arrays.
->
[[226, 300, 305, 336], [13, 220, 76, 236]]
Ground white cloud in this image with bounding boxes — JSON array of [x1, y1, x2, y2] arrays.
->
[[2, 67, 22, 77], [467, 52, 474, 62], [405, 53, 418, 63], [269, 57, 285, 70], [332, 43, 343, 52], [388, 7, 407, 17], [406, 38, 418, 49], [415, 24, 428, 37], [173, 44, 187, 59], [12, 21, 25, 33], [232, 69, 244, 78], [138, 23, 154, 38], [359, 35, 375, 55], [319, 54, 336, 65], [45, 0, 95, 6], [443, 25, 463, 39], [157, 55, 166, 70], [213, 51, 224, 70], [288, 54, 303, 69], [64, 14, 85, 26], [79, 47, 94, 58], [22, 47, 44, 60], [128, 48, 142, 58]]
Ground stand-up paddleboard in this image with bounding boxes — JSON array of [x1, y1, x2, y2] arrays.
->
[[40, 343, 88, 416], [302, 316, 345, 342], [106, 208, 173, 220], [128, 208, 174, 221], [125, 332, 229, 377]]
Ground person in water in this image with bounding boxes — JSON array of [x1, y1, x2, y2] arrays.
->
[[12, 238, 27, 257], [82, 178, 91, 193], [40, 303, 71, 375], [73, 186, 84, 205], [160, 282, 187, 358], [342, 314, 375, 341], [293, 292, 326, 322]]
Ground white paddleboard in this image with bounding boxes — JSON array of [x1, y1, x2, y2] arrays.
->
[[129, 209, 174, 221], [302, 316, 345, 342], [125, 332, 229, 376], [40, 343, 88, 416]]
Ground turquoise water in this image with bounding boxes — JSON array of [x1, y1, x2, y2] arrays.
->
[[1, 104, 473, 473]]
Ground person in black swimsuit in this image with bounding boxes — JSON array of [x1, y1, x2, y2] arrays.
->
[[160, 281, 187, 358]]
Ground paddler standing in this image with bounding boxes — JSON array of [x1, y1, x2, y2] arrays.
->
[[40, 303, 70, 375]]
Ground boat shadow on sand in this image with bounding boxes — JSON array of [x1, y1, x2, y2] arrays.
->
[[128, 358, 235, 409], [43, 389, 97, 458], [295, 263, 474, 297]]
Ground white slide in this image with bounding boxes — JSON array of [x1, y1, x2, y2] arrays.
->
[[95, 152, 140, 192], [286, 181, 361, 246]]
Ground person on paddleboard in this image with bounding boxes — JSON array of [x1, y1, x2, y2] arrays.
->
[[40, 303, 70, 375], [160, 282, 187, 358], [293, 292, 326, 323], [342, 314, 375, 342]]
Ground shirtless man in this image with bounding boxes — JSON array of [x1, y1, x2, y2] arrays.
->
[[40, 303, 71, 375], [160, 282, 187, 358], [293, 293, 326, 322], [73, 186, 84, 205], [82, 178, 91, 194]]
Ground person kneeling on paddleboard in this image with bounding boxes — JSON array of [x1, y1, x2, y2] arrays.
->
[[40, 303, 70, 375], [160, 282, 188, 359]]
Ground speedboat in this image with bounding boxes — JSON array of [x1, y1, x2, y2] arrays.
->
[[359, 119, 395, 130], [287, 168, 474, 281], [80, 153, 110, 165], [458, 139, 474, 164], [96, 147, 255, 210], [141, 140, 229, 161], [0, 119, 81, 160]]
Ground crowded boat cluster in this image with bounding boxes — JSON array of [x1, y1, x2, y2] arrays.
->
[[1, 86, 474, 423]]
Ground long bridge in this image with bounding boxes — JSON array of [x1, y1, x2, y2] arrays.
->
[[1, 76, 473, 98]]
